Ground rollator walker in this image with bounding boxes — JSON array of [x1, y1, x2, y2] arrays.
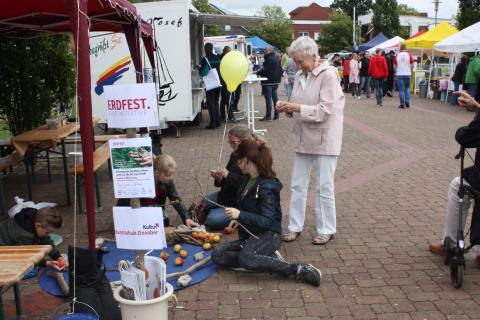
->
[[443, 122, 480, 288]]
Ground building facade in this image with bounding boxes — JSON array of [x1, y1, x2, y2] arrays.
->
[[358, 13, 455, 38], [289, 3, 332, 40]]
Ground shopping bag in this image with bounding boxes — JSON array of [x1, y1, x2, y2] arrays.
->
[[202, 58, 222, 91]]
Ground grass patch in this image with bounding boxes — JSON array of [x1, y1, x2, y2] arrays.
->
[[0, 120, 11, 140]]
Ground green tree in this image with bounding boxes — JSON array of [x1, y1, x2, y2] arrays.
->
[[396, 4, 419, 38], [456, 0, 480, 30], [317, 12, 353, 53], [0, 35, 75, 136], [192, 0, 222, 36], [330, 0, 373, 18], [372, 0, 400, 38], [396, 4, 420, 16], [249, 5, 292, 51]]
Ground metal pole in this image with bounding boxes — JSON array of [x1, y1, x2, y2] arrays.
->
[[433, 0, 440, 26], [353, 7, 356, 49], [69, 0, 97, 250]]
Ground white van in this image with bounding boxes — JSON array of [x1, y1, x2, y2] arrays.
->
[[89, 0, 262, 136], [204, 35, 252, 57]]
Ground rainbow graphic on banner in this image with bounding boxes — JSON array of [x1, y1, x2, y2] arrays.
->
[[95, 56, 132, 95]]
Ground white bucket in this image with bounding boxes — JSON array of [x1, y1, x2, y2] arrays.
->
[[68, 152, 83, 168], [113, 283, 176, 320]]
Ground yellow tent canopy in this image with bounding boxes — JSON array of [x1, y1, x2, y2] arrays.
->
[[403, 21, 459, 49]]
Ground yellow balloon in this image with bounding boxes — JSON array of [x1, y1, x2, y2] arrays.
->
[[220, 51, 249, 93]]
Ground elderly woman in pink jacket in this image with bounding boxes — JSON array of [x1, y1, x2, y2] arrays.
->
[[349, 52, 360, 99], [276, 36, 345, 245]]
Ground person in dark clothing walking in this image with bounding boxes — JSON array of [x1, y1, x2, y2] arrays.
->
[[211, 140, 322, 286], [450, 55, 468, 105], [342, 55, 351, 92], [359, 52, 370, 99], [385, 51, 395, 97], [258, 46, 282, 121], [200, 43, 222, 129], [219, 46, 237, 123]]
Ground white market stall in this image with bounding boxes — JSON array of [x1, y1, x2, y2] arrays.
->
[[434, 21, 480, 53], [367, 36, 404, 54], [432, 22, 480, 103], [402, 22, 459, 98]]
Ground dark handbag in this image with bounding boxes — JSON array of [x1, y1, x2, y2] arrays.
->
[[188, 198, 207, 224]]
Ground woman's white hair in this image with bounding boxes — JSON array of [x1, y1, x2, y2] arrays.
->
[[289, 36, 318, 58]]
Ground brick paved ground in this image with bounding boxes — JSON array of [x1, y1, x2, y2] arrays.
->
[[2, 86, 480, 319]]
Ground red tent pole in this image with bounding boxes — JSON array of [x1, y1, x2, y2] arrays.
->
[[70, 0, 96, 250]]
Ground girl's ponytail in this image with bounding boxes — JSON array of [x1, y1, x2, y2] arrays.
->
[[235, 140, 275, 178], [257, 144, 276, 178]]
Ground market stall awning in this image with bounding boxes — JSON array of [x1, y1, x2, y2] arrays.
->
[[357, 32, 388, 52], [408, 30, 427, 40], [367, 36, 404, 54], [191, 13, 264, 28], [0, 1, 152, 37], [403, 21, 458, 49], [246, 36, 275, 53], [0, 0, 155, 250], [434, 21, 480, 53]]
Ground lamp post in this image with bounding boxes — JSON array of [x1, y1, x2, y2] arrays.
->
[[353, 6, 356, 50], [433, 0, 441, 26]]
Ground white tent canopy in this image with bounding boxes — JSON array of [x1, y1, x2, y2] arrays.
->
[[434, 21, 480, 53], [367, 36, 404, 54]]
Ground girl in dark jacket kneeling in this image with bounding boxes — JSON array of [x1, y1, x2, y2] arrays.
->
[[211, 140, 322, 286]]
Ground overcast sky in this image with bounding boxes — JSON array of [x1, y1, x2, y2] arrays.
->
[[210, 0, 458, 20]]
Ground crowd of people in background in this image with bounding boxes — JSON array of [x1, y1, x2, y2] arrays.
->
[[333, 45, 414, 108], [331, 46, 480, 109], [200, 38, 480, 130]]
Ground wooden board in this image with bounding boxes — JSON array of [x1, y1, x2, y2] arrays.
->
[[0, 261, 34, 286], [64, 134, 126, 145], [0, 245, 52, 286], [68, 142, 110, 175]]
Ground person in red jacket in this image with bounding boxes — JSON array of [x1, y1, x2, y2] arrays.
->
[[342, 55, 351, 93], [368, 48, 388, 107]]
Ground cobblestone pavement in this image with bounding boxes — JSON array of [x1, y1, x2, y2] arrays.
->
[[2, 86, 480, 319]]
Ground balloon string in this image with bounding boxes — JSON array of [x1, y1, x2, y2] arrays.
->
[[217, 92, 232, 170]]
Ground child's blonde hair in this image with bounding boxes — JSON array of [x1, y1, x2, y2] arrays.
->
[[154, 154, 176, 173]]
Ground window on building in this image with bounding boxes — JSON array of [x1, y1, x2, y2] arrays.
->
[[314, 32, 320, 40], [298, 32, 309, 37]]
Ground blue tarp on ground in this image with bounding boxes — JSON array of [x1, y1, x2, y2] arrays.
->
[[247, 36, 275, 53], [39, 242, 217, 296], [357, 32, 389, 52]]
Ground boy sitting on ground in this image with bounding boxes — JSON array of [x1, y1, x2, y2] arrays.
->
[[0, 207, 66, 270], [117, 154, 198, 228]]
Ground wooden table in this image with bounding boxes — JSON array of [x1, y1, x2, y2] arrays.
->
[[64, 134, 127, 145], [0, 245, 52, 320], [11, 124, 78, 205]]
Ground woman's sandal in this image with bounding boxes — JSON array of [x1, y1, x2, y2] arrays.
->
[[312, 234, 334, 245], [282, 231, 300, 242]]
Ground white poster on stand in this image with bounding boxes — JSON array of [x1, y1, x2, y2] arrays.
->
[[113, 206, 167, 250], [109, 137, 155, 199], [104, 83, 159, 128]]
